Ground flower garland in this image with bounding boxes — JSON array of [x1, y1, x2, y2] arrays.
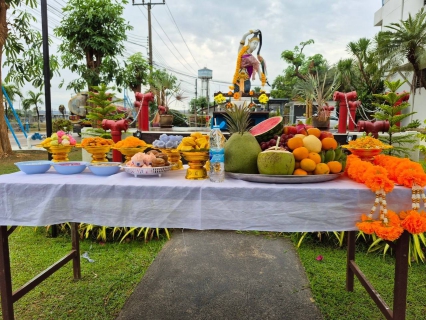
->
[[346, 152, 426, 241], [260, 72, 266, 87], [232, 45, 249, 85]]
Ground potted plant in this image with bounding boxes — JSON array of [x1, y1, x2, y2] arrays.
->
[[310, 70, 339, 129], [149, 70, 187, 127], [293, 68, 339, 129]]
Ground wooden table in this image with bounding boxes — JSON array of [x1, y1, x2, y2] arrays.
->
[[0, 169, 416, 319]]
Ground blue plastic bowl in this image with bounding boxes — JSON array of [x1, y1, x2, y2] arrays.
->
[[88, 162, 122, 176], [15, 161, 52, 174], [52, 161, 88, 175]]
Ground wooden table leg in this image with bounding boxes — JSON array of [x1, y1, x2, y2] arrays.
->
[[0, 226, 15, 320], [71, 223, 81, 280], [393, 230, 409, 319], [346, 230, 355, 291]]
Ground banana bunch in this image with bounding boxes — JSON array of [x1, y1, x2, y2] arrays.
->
[[320, 145, 347, 171], [40, 137, 52, 147], [177, 132, 210, 152]]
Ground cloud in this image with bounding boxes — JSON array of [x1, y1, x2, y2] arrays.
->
[[6, 0, 382, 112]]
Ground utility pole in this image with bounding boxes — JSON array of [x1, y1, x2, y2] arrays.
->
[[132, 0, 165, 68]]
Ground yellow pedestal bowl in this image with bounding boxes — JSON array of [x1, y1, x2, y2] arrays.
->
[[159, 148, 183, 170], [181, 151, 209, 180], [47, 145, 74, 162], [344, 148, 383, 163], [82, 145, 112, 163]]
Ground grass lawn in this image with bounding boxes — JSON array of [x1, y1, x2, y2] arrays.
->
[[2, 150, 426, 319]]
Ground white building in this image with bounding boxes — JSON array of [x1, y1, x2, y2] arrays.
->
[[374, 0, 426, 126]]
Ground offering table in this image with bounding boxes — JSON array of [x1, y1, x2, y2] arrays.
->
[[0, 169, 416, 319]]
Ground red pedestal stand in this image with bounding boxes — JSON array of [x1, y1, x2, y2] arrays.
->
[[333, 91, 357, 133], [134, 92, 155, 131], [102, 119, 129, 162]]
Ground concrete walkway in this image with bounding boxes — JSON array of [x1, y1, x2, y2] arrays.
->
[[116, 230, 322, 320]]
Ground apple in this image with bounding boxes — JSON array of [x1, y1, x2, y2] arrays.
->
[[297, 127, 308, 135], [284, 126, 297, 135], [319, 131, 334, 140]]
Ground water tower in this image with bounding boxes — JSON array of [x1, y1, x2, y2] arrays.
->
[[198, 67, 212, 114]]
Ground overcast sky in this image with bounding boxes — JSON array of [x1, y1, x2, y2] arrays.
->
[[8, 0, 384, 112]]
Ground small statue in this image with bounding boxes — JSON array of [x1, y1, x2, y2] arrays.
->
[[232, 29, 268, 93]]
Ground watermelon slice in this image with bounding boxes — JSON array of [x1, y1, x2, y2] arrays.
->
[[250, 116, 284, 143]]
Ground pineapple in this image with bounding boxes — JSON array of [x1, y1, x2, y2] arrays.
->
[[223, 103, 262, 174]]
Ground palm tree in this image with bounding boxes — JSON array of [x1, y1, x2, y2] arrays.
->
[[334, 58, 357, 92], [22, 91, 43, 131], [2, 83, 22, 122], [376, 8, 426, 90]]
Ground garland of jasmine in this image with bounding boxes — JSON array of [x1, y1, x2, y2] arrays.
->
[[346, 153, 426, 241]]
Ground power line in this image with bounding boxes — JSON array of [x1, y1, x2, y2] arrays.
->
[[151, 10, 197, 74], [136, 6, 195, 75], [165, 3, 201, 69]]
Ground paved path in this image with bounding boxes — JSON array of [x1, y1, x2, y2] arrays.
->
[[116, 230, 322, 320]]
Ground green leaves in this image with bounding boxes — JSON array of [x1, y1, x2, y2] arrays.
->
[[54, 0, 132, 91]]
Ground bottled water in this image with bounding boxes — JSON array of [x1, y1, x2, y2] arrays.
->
[[209, 125, 226, 182]]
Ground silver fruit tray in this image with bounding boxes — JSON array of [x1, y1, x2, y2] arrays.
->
[[226, 172, 343, 184], [120, 165, 172, 177]]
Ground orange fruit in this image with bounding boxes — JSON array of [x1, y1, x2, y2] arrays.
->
[[307, 127, 321, 138], [300, 158, 316, 172], [327, 161, 343, 173], [307, 152, 321, 164], [287, 137, 304, 150], [321, 137, 338, 150], [294, 161, 301, 169], [314, 163, 330, 175], [292, 147, 309, 161], [293, 168, 308, 175]]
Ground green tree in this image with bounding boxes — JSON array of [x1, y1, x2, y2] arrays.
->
[[373, 80, 419, 157], [123, 52, 150, 94], [86, 83, 125, 126], [54, 0, 132, 92], [334, 38, 386, 120], [189, 97, 209, 114], [376, 8, 426, 90], [274, 40, 328, 115], [0, 1, 59, 157], [270, 73, 297, 98], [22, 90, 43, 131]]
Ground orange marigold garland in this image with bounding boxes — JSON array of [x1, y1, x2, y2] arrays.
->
[[347, 150, 426, 240], [232, 45, 249, 85]]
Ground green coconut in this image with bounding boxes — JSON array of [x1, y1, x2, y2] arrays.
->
[[257, 148, 295, 175], [224, 132, 261, 174]]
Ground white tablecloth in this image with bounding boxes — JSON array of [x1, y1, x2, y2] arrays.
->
[[0, 168, 415, 232]]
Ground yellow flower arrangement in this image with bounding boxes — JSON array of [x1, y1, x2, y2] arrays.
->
[[232, 45, 249, 85], [214, 93, 226, 104], [342, 135, 393, 150], [114, 136, 147, 148], [258, 93, 269, 104], [81, 137, 114, 147]]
